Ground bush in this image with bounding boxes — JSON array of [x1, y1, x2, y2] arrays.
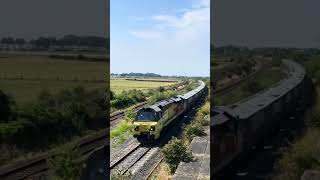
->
[[111, 89, 146, 110], [0, 90, 15, 123], [124, 107, 136, 122], [306, 112, 320, 128], [184, 122, 205, 142], [48, 144, 82, 180], [242, 80, 263, 94], [158, 86, 165, 92], [274, 129, 320, 180], [149, 91, 178, 104], [110, 121, 131, 138], [162, 137, 192, 173], [196, 103, 210, 122]]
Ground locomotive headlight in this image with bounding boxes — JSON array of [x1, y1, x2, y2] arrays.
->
[[134, 126, 139, 131], [150, 126, 155, 131]]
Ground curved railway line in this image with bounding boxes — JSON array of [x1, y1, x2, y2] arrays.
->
[[212, 59, 314, 177], [213, 59, 269, 96]]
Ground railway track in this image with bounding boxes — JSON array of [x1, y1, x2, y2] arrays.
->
[[112, 146, 151, 174], [144, 158, 163, 180], [110, 102, 147, 126], [214, 60, 269, 96], [110, 140, 160, 179]]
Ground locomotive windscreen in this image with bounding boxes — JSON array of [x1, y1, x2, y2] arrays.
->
[[136, 110, 160, 121]]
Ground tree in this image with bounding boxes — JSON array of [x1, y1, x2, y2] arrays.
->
[[0, 90, 13, 123], [35, 37, 50, 48], [48, 144, 82, 180], [15, 38, 26, 46], [110, 90, 115, 100]]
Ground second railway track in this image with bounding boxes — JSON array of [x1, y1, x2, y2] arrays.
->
[[0, 129, 108, 180]]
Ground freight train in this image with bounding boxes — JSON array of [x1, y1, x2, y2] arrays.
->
[[133, 80, 208, 142], [212, 59, 314, 175]]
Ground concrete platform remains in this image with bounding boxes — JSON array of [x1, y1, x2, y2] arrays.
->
[[173, 127, 210, 180]]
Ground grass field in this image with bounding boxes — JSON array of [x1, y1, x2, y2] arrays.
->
[[0, 54, 108, 105], [0, 55, 107, 81], [110, 79, 176, 94]]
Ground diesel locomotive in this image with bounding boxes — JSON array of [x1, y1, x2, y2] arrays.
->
[[133, 80, 208, 141], [212, 59, 314, 175]]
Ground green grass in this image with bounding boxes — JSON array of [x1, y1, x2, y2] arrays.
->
[[215, 67, 285, 105], [0, 54, 108, 105], [110, 121, 131, 138], [275, 129, 320, 180], [110, 120, 133, 147], [110, 79, 176, 94]]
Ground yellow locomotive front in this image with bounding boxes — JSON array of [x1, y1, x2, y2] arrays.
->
[[133, 107, 162, 141]]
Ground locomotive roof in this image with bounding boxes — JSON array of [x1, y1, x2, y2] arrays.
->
[[231, 59, 305, 119], [212, 106, 237, 126], [146, 96, 183, 112]]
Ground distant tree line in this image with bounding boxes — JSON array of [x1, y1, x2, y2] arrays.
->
[[212, 44, 320, 62], [0, 34, 109, 49], [110, 72, 189, 78], [111, 72, 162, 77]]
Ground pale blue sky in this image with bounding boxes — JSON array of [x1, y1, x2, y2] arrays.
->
[[110, 0, 210, 77]]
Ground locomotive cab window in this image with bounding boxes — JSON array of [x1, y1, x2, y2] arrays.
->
[[136, 111, 160, 122]]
